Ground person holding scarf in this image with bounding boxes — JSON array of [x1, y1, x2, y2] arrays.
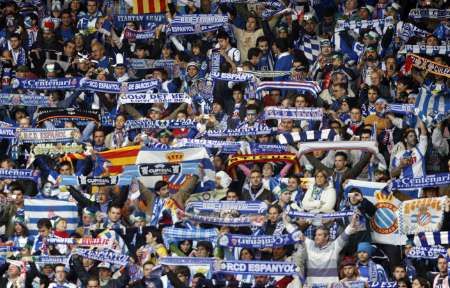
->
[[356, 242, 388, 283], [364, 98, 392, 135]]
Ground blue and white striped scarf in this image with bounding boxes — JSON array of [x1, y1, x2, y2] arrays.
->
[[399, 45, 450, 56], [414, 85, 450, 126], [335, 17, 394, 33], [256, 81, 321, 97], [277, 129, 336, 145], [218, 232, 301, 249], [386, 104, 415, 115], [414, 231, 450, 247], [162, 227, 218, 247]]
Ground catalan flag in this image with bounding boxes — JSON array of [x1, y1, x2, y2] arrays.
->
[[132, 0, 167, 14], [67, 146, 141, 175]]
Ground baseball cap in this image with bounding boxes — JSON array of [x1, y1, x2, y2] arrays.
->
[[98, 262, 111, 269]]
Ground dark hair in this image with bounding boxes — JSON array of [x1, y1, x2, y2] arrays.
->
[[335, 151, 348, 161], [268, 204, 283, 214], [87, 276, 99, 284], [9, 33, 21, 40], [247, 47, 262, 60], [275, 38, 289, 52], [217, 31, 229, 41], [154, 180, 169, 193], [146, 226, 164, 244], [175, 266, 191, 278], [93, 127, 105, 135], [107, 202, 123, 212], [256, 36, 269, 46], [412, 277, 430, 288], [37, 218, 52, 230]]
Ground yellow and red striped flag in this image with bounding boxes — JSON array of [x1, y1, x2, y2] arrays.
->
[[132, 0, 167, 14]]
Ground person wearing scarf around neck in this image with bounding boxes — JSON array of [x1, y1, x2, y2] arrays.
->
[[105, 114, 129, 149], [241, 169, 274, 204], [364, 98, 392, 136], [335, 256, 366, 288], [356, 242, 388, 283], [302, 169, 336, 213]]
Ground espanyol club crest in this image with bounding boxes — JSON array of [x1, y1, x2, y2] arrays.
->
[[370, 192, 399, 234], [218, 235, 229, 247], [417, 206, 432, 226]]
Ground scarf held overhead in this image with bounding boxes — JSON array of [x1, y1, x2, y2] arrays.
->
[[185, 201, 268, 214], [125, 119, 197, 130], [0, 93, 50, 106], [264, 106, 323, 120], [405, 53, 450, 78], [118, 93, 191, 104], [74, 248, 129, 266], [218, 232, 301, 249], [17, 128, 76, 143]]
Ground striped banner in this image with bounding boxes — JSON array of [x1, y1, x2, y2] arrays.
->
[[256, 81, 321, 97], [297, 141, 378, 156], [133, 0, 167, 14], [24, 198, 78, 235], [277, 129, 336, 145]]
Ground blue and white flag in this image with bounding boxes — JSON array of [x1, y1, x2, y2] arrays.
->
[[398, 23, 430, 41], [414, 86, 450, 126], [0, 93, 50, 106], [24, 198, 78, 235], [218, 232, 301, 249], [264, 107, 323, 120], [119, 93, 191, 104], [297, 35, 320, 63], [277, 129, 336, 145], [130, 146, 215, 189]]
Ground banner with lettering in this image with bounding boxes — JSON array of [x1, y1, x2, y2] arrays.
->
[[398, 197, 446, 235], [218, 232, 301, 249], [114, 13, 167, 24], [79, 79, 160, 93], [0, 93, 50, 106], [17, 128, 76, 144], [11, 78, 80, 90], [218, 260, 298, 275]]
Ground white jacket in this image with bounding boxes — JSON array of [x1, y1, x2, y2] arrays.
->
[[301, 183, 336, 213]]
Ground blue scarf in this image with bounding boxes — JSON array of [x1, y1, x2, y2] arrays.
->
[[125, 119, 197, 130]]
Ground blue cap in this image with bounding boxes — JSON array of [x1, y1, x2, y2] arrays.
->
[[357, 242, 373, 256]]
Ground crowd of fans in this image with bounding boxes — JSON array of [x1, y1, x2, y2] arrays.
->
[[0, 0, 449, 287]]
